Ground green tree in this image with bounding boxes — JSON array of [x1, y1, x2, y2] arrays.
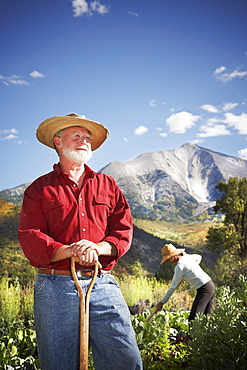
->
[[206, 177, 247, 283]]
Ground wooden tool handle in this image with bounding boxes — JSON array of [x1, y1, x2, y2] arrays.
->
[[71, 257, 99, 370], [145, 308, 159, 323]]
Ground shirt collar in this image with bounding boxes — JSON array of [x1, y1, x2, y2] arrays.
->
[[53, 163, 96, 179]]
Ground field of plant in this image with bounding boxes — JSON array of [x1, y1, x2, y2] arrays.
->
[[1, 270, 246, 369]]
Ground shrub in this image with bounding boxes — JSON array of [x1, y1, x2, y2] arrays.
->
[[188, 275, 247, 370], [0, 277, 21, 327], [132, 309, 191, 369]]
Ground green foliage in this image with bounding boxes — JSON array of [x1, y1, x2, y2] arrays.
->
[[0, 277, 21, 327], [188, 275, 247, 370], [0, 322, 39, 369], [207, 177, 247, 260], [212, 251, 247, 286], [0, 200, 37, 287], [118, 268, 168, 307], [0, 277, 34, 326], [132, 310, 191, 369], [0, 277, 37, 369]]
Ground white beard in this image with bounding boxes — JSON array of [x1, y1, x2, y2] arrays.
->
[[62, 147, 92, 164]]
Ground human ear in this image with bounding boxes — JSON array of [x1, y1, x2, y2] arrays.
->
[[53, 136, 62, 148]]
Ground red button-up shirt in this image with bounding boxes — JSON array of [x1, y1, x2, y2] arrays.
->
[[18, 163, 133, 271]]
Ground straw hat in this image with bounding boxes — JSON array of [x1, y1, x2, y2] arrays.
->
[[160, 243, 185, 264], [36, 113, 109, 151]]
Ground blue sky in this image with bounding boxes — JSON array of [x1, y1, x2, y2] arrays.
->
[[1, 0, 247, 191]]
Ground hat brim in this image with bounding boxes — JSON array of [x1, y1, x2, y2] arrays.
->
[[160, 249, 185, 264], [36, 115, 109, 151]]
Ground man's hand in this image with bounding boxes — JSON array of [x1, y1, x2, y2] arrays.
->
[[71, 239, 102, 268]]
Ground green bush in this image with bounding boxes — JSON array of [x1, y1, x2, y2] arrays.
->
[[132, 309, 191, 369], [188, 275, 247, 370], [0, 277, 21, 327], [0, 322, 39, 370]]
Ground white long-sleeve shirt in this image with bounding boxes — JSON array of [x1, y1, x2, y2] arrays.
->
[[160, 254, 211, 304]]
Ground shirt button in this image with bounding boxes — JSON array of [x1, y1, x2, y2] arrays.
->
[[82, 228, 86, 232], [81, 213, 85, 216]]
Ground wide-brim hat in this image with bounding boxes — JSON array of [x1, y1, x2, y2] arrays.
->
[[36, 113, 109, 151], [160, 243, 185, 264]]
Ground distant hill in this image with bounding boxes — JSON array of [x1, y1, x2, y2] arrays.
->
[[1, 143, 246, 221]]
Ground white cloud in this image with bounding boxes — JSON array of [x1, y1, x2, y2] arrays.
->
[[134, 125, 148, 136], [149, 99, 157, 107], [200, 104, 218, 113], [128, 11, 139, 17], [197, 122, 231, 137], [238, 148, 247, 159], [0, 128, 19, 140], [72, 0, 89, 16], [0, 74, 29, 86], [190, 139, 204, 145], [124, 137, 128, 142], [222, 102, 238, 111], [30, 70, 45, 78], [159, 132, 167, 137], [72, 0, 109, 17], [5, 134, 18, 140], [224, 112, 247, 134], [214, 66, 226, 75], [214, 66, 247, 83], [1, 128, 18, 134], [91, 1, 109, 14], [166, 111, 201, 134]]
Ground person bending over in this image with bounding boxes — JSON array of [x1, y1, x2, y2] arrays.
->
[[156, 243, 215, 321]]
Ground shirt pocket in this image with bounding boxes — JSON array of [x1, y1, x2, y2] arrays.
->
[[92, 194, 115, 227], [42, 196, 68, 213], [42, 196, 73, 229]]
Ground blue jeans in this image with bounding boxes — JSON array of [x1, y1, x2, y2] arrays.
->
[[34, 272, 143, 370]]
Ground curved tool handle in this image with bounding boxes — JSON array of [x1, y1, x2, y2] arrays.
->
[[71, 257, 99, 370], [145, 308, 159, 323]]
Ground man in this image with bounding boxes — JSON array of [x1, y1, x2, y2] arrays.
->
[[156, 243, 215, 321], [18, 113, 143, 370]]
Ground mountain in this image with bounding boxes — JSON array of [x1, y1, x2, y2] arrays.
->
[[0, 183, 31, 205], [1, 143, 247, 221], [99, 143, 247, 221]]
